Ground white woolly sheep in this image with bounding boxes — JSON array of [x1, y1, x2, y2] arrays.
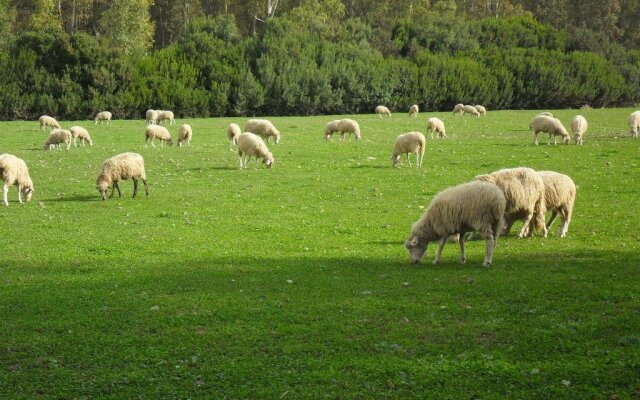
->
[[94, 111, 112, 125], [629, 111, 640, 138], [537, 171, 576, 238], [324, 118, 361, 141], [96, 152, 148, 200], [452, 104, 464, 115], [144, 125, 173, 148], [474, 167, 547, 238], [426, 117, 446, 139], [462, 105, 480, 117], [0, 154, 34, 207], [177, 124, 192, 147], [408, 104, 419, 118], [571, 115, 588, 145], [227, 123, 241, 145], [237, 132, 274, 169], [537, 112, 554, 117], [245, 119, 281, 144], [474, 105, 487, 116], [391, 132, 426, 168], [39, 115, 61, 131], [375, 105, 391, 118], [69, 126, 93, 147], [529, 115, 570, 145], [156, 110, 176, 125], [405, 180, 506, 267], [145, 109, 158, 125], [43, 129, 72, 150]]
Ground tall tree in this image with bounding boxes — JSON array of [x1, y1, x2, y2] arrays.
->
[[97, 0, 154, 55]]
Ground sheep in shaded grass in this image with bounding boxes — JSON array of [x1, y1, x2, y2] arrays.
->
[[571, 115, 588, 145], [0, 154, 34, 206], [405, 180, 506, 267], [391, 132, 426, 168], [537, 171, 576, 238], [177, 124, 192, 147], [409, 104, 419, 118], [529, 115, 570, 145], [227, 123, 241, 145], [43, 129, 72, 150], [629, 111, 640, 138], [375, 105, 391, 118], [145, 109, 158, 125], [39, 115, 61, 131], [324, 119, 361, 141], [144, 125, 173, 148], [474, 105, 487, 116], [96, 152, 148, 200], [245, 119, 281, 144], [426, 117, 446, 139], [237, 132, 274, 169], [94, 111, 112, 125], [70, 126, 93, 147]]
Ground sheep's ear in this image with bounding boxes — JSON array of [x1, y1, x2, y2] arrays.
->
[[408, 236, 419, 246]]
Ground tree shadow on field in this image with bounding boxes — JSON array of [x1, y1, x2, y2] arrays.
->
[[49, 195, 101, 202], [350, 165, 388, 169], [187, 166, 236, 172]]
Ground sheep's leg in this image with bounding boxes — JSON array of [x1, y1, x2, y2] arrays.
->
[[73, 138, 78, 147], [406, 153, 412, 167], [534, 132, 539, 145], [458, 233, 467, 264], [559, 207, 571, 238], [483, 232, 497, 267], [517, 213, 534, 238], [115, 182, 122, 198], [17, 185, 22, 203], [546, 211, 559, 230], [142, 178, 149, 197], [433, 237, 447, 265], [132, 178, 138, 198], [3, 184, 8, 206]]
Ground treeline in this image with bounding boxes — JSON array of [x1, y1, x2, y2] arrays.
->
[[0, 1, 639, 120]]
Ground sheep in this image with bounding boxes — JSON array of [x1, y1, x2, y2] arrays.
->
[[144, 125, 173, 148], [426, 117, 446, 139], [43, 129, 72, 150], [474, 167, 547, 238], [39, 115, 61, 131], [237, 132, 274, 169], [69, 126, 93, 147], [474, 105, 487, 116], [452, 103, 464, 115], [177, 124, 192, 147], [462, 105, 480, 117], [375, 105, 391, 118], [94, 111, 112, 125], [324, 119, 361, 141], [244, 119, 281, 144], [537, 171, 576, 238], [408, 104, 419, 118], [537, 112, 554, 117], [227, 123, 241, 145], [529, 115, 570, 145], [405, 180, 506, 267], [0, 154, 34, 206], [391, 132, 426, 168], [145, 109, 158, 125], [96, 152, 148, 200], [571, 115, 588, 145], [629, 111, 640, 138], [156, 110, 176, 125]]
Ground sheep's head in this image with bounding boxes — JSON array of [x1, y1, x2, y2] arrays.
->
[[274, 133, 281, 144], [563, 135, 570, 145], [391, 154, 402, 167], [96, 177, 109, 200], [167, 139, 174, 147], [405, 235, 428, 264], [264, 153, 274, 169], [22, 181, 34, 202]]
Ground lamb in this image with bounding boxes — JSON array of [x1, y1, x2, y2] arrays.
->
[[144, 125, 173, 148], [405, 180, 506, 267], [43, 129, 72, 150], [96, 152, 148, 200], [474, 105, 487, 116], [474, 167, 547, 238], [145, 109, 158, 125], [39, 115, 61, 131], [462, 105, 480, 117], [156, 110, 176, 125], [537, 171, 576, 238], [571, 115, 588, 145], [408, 104, 419, 118], [452, 104, 464, 115], [69, 126, 93, 147], [375, 105, 391, 118], [245, 119, 281, 144], [177, 123, 192, 147], [94, 111, 112, 125], [237, 132, 274, 169], [529, 115, 570, 145], [324, 119, 361, 141], [227, 123, 241, 145], [391, 132, 426, 168], [0, 154, 34, 206], [629, 111, 640, 138], [426, 117, 446, 139]]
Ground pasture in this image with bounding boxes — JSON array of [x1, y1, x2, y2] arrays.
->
[[1, 108, 639, 399]]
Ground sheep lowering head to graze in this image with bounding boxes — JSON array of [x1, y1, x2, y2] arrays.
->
[[144, 125, 173, 148], [537, 171, 576, 238], [39, 115, 61, 131], [391, 132, 426, 168], [244, 119, 281, 144], [529, 115, 570, 145], [474, 105, 487, 116], [156, 110, 176, 125], [629, 111, 640, 138], [94, 111, 112, 125], [325, 119, 361, 141], [409, 104, 419, 118], [452, 104, 464, 115], [375, 105, 391, 118], [324, 120, 341, 140], [177, 123, 193, 147], [237, 132, 274, 169], [426, 117, 446, 139], [43, 129, 72, 150], [405, 180, 506, 267], [145, 109, 158, 125], [70, 126, 93, 147], [96, 152, 148, 200], [0, 154, 34, 206], [571, 115, 588, 145], [462, 105, 480, 117], [227, 123, 241, 145]]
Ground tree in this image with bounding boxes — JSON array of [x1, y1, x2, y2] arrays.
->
[[97, 0, 154, 55]]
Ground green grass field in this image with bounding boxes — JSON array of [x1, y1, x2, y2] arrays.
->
[[1, 109, 639, 399]]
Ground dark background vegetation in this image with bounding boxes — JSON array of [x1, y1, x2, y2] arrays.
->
[[0, 0, 638, 120]]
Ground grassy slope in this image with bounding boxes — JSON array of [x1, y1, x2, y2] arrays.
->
[[1, 109, 639, 399]]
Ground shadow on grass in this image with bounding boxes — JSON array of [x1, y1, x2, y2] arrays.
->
[[351, 165, 389, 169], [187, 166, 237, 172], [50, 195, 100, 202]]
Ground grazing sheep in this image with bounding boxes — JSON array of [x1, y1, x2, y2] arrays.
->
[[0, 154, 34, 206], [462, 105, 480, 117], [324, 119, 361, 141], [629, 111, 640, 138], [405, 180, 506, 267], [474, 167, 547, 238], [426, 117, 446, 139], [237, 132, 274, 169], [538, 112, 554, 117], [144, 125, 173, 148], [537, 171, 576, 238], [474, 105, 487, 116], [177, 124, 192, 147], [43, 129, 72, 150], [245, 119, 281, 144], [375, 105, 391, 118], [391, 132, 426, 168], [452, 104, 464, 115], [156, 110, 176, 125], [227, 123, 241, 145], [409, 104, 419, 118], [39, 115, 61, 131], [529, 115, 570, 145], [145, 109, 158, 125], [96, 152, 148, 200], [94, 111, 112, 125], [571, 115, 588, 145], [70, 126, 93, 147]]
